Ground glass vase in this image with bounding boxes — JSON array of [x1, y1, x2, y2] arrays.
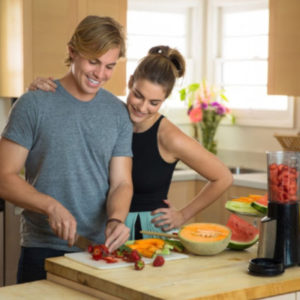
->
[[199, 111, 223, 155]]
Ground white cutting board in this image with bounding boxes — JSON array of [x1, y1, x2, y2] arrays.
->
[[65, 251, 189, 269]]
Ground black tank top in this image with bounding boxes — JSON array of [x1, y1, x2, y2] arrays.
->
[[130, 115, 178, 212]]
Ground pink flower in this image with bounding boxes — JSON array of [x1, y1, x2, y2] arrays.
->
[[196, 90, 210, 105], [225, 107, 231, 113], [189, 107, 203, 123]]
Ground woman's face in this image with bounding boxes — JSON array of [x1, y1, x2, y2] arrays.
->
[[126, 78, 166, 125]]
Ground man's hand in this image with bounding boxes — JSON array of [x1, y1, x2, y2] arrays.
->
[[105, 221, 130, 253], [47, 202, 77, 247]]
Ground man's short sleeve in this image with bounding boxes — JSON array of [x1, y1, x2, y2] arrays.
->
[[2, 93, 37, 150], [112, 107, 133, 157]]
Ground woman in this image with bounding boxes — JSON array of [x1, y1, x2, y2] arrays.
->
[[29, 45, 233, 240]]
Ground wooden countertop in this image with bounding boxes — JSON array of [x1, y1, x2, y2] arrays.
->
[[173, 169, 267, 190], [0, 280, 98, 299], [45, 246, 300, 300]]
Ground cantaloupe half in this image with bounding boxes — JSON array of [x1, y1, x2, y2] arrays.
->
[[178, 223, 231, 255]]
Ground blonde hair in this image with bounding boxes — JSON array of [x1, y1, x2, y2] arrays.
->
[[65, 15, 126, 66], [130, 46, 185, 98]]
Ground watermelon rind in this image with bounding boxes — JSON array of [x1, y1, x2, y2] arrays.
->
[[251, 201, 267, 215], [225, 201, 263, 217], [228, 234, 259, 250]]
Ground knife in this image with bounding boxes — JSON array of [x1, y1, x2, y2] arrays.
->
[[140, 230, 180, 239], [74, 234, 94, 251]]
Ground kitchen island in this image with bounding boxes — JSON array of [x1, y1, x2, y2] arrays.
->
[[44, 246, 300, 300]]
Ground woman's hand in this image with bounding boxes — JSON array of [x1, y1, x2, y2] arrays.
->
[[151, 199, 185, 231], [28, 77, 57, 92]]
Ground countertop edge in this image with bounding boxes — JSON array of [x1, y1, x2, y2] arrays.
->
[[172, 169, 267, 190]]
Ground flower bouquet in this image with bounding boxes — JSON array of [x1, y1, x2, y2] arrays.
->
[[180, 80, 235, 155]]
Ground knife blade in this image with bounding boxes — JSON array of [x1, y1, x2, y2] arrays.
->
[[74, 234, 94, 251]]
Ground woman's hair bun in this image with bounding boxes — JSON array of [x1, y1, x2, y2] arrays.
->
[[148, 45, 185, 78]]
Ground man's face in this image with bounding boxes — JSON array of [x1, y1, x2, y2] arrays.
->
[[70, 47, 120, 101]]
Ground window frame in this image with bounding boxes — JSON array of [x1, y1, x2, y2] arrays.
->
[[127, 0, 204, 124], [206, 0, 294, 128]]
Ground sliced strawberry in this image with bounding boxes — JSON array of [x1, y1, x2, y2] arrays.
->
[[103, 256, 118, 263]]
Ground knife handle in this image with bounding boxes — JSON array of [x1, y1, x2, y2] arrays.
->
[[139, 230, 180, 239]]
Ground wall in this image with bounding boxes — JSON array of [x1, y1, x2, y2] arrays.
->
[[0, 98, 11, 132], [172, 99, 300, 172], [217, 99, 300, 170]]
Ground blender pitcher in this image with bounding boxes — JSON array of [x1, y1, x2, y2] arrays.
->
[[257, 151, 300, 267]]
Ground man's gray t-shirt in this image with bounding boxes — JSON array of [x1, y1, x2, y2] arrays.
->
[[2, 81, 133, 251]]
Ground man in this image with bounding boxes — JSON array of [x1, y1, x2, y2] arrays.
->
[[0, 15, 133, 283]]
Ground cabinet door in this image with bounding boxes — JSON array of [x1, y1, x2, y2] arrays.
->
[[168, 181, 197, 224], [0, 0, 24, 97], [0, 211, 3, 287], [76, 0, 127, 96], [4, 202, 20, 286], [268, 0, 300, 96], [169, 180, 229, 225], [0, 0, 127, 97], [28, 0, 127, 96], [25, 0, 78, 89], [194, 180, 229, 225]]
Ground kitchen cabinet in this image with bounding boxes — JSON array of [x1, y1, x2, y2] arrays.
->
[[268, 0, 300, 96], [4, 202, 21, 286], [0, 200, 21, 287], [168, 179, 267, 225], [194, 180, 230, 224], [167, 180, 198, 224], [0, 201, 3, 287], [0, 0, 127, 98]]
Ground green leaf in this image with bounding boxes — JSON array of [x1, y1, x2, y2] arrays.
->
[[179, 88, 186, 101], [231, 114, 236, 124], [188, 83, 200, 93], [220, 93, 229, 102]]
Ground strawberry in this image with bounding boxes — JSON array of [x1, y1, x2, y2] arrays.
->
[[134, 259, 145, 270], [92, 245, 103, 260], [130, 249, 141, 262], [153, 255, 165, 267], [103, 256, 118, 263], [99, 244, 109, 255], [112, 249, 124, 258], [87, 245, 94, 253]]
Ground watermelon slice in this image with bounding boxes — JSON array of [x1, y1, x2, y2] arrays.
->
[[225, 200, 263, 216], [251, 193, 268, 215], [226, 214, 259, 250]]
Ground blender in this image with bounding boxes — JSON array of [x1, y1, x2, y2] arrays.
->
[[257, 151, 300, 268]]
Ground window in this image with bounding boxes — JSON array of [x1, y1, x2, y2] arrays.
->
[[127, 0, 203, 111], [127, 0, 293, 127], [208, 0, 294, 127]]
